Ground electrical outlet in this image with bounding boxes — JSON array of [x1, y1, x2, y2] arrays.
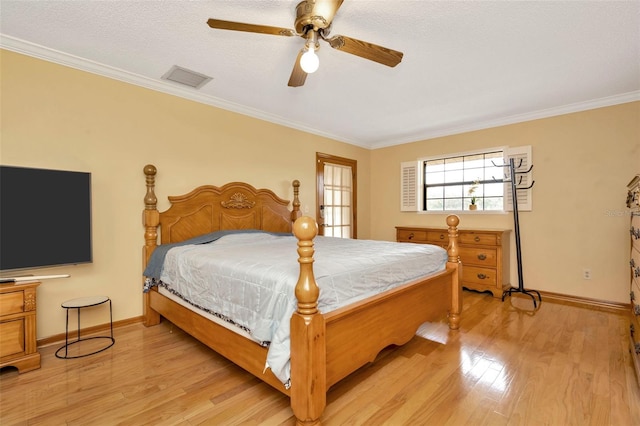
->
[[583, 269, 591, 280]]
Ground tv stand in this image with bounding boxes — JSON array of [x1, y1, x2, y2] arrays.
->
[[0, 281, 40, 373]]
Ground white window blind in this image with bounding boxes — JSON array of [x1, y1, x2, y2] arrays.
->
[[504, 145, 533, 211], [400, 161, 422, 212]]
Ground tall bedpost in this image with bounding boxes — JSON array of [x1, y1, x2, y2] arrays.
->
[[290, 216, 326, 426], [291, 180, 302, 223], [143, 164, 161, 326], [446, 214, 462, 330]]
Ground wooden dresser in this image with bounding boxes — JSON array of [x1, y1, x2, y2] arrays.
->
[[0, 281, 41, 373], [396, 226, 510, 298], [627, 175, 640, 385]]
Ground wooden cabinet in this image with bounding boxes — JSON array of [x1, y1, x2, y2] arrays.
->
[[0, 281, 40, 373], [397, 226, 510, 298], [627, 175, 640, 386]]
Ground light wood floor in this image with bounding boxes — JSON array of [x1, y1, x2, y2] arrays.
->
[[1, 291, 639, 425]]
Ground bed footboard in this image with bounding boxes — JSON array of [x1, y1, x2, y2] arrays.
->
[[288, 215, 461, 425]]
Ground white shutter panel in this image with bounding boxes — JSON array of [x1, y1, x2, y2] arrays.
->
[[400, 161, 422, 211], [504, 145, 533, 211]]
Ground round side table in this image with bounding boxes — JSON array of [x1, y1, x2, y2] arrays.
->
[[55, 295, 115, 359]]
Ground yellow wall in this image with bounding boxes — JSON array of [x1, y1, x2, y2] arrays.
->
[[0, 50, 371, 338], [371, 102, 640, 304], [2, 49, 638, 340]]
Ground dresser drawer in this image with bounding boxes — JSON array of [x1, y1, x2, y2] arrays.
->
[[632, 277, 640, 312], [633, 213, 640, 251], [462, 265, 497, 286], [459, 247, 497, 267], [632, 247, 640, 284], [0, 291, 24, 316], [426, 231, 448, 244], [459, 232, 497, 246], [0, 318, 25, 358], [632, 317, 640, 378], [397, 229, 427, 243], [630, 306, 640, 359]]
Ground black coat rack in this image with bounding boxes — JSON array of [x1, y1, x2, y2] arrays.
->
[[498, 157, 541, 308]]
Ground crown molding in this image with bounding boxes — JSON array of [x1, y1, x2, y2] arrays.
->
[[2, 34, 637, 151], [370, 90, 640, 149], [0, 35, 362, 147]]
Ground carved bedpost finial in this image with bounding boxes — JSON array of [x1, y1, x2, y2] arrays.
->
[[293, 216, 319, 315], [142, 164, 160, 326], [143, 164, 160, 268], [143, 164, 157, 210], [446, 214, 460, 263], [291, 180, 301, 222]]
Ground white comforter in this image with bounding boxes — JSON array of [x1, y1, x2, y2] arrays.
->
[[159, 232, 447, 386]]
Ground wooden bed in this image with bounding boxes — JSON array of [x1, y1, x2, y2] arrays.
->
[[142, 164, 462, 425]]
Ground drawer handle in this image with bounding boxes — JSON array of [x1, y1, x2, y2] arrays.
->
[[439, 234, 445, 240], [632, 290, 636, 301], [474, 236, 480, 242], [477, 254, 487, 261], [635, 304, 640, 316], [635, 267, 640, 278], [408, 232, 414, 240], [636, 342, 640, 355], [477, 273, 487, 280], [632, 259, 637, 268]]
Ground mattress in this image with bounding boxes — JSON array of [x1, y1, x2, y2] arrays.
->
[[155, 232, 447, 386]]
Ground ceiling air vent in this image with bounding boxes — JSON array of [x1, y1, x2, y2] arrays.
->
[[161, 65, 212, 89]]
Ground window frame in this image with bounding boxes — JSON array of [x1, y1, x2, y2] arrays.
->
[[401, 145, 533, 214], [421, 148, 506, 212]]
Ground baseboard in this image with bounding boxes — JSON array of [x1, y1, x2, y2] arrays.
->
[[37, 291, 629, 347], [37, 316, 144, 348], [511, 290, 629, 314]]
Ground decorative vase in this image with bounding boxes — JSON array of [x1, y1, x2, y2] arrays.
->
[[469, 204, 478, 211]]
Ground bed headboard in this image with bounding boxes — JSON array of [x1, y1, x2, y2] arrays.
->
[[143, 164, 301, 263]]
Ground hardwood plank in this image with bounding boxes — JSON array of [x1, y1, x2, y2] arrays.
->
[[1, 291, 638, 425]]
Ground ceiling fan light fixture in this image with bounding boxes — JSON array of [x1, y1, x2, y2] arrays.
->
[[300, 28, 320, 74], [300, 47, 319, 74]]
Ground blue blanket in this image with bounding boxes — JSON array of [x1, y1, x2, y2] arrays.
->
[[143, 229, 291, 279]]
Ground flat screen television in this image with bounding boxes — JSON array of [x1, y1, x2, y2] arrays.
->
[[0, 165, 92, 272]]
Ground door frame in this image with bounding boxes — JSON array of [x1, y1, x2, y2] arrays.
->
[[316, 152, 357, 238]]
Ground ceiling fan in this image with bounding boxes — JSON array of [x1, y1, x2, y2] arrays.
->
[[206, 0, 404, 87]]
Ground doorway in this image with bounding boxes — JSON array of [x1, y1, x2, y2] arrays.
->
[[316, 152, 357, 238]]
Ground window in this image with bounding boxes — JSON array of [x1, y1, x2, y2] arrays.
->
[[400, 146, 532, 212], [424, 150, 504, 211]]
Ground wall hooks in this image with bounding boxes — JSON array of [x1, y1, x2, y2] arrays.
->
[[492, 158, 524, 169], [519, 180, 536, 190]]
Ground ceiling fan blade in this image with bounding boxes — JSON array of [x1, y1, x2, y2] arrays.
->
[[324, 35, 403, 67], [207, 19, 295, 37], [288, 50, 307, 87]]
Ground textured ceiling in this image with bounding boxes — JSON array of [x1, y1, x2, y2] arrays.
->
[[1, 0, 639, 149]]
